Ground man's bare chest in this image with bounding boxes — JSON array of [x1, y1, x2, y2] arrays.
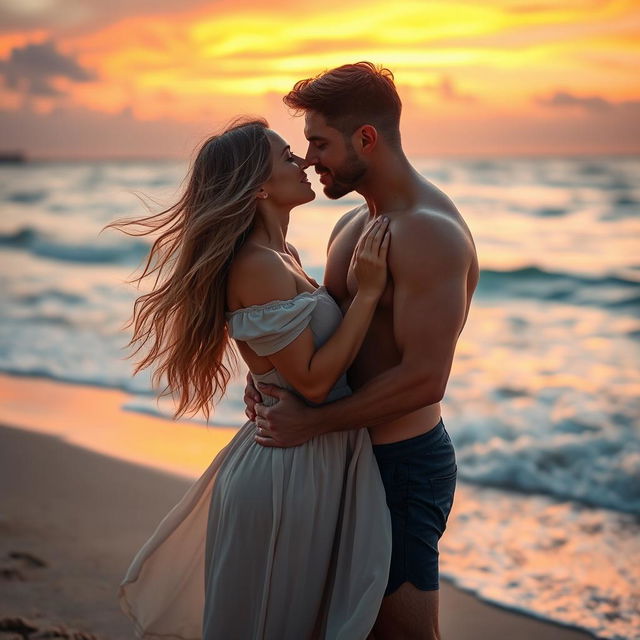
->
[[324, 217, 394, 311]]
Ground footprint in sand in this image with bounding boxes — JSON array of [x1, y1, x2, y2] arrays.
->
[[7, 552, 47, 569], [0, 617, 39, 635], [31, 629, 101, 639], [0, 618, 100, 640], [0, 567, 26, 581], [0, 552, 47, 582]]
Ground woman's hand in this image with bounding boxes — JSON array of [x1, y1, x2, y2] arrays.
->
[[352, 216, 390, 299]]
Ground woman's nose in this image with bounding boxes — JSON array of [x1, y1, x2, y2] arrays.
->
[[293, 154, 311, 170]]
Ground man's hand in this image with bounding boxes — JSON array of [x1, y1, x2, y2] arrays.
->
[[243, 372, 260, 421], [253, 383, 319, 448]]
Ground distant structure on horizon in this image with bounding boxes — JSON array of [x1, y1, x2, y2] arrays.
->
[[0, 151, 26, 163]]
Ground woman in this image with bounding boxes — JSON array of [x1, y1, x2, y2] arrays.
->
[[109, 119, 392, 639]]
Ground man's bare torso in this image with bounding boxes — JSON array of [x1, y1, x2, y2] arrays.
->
[[324, 180, 478, 444]]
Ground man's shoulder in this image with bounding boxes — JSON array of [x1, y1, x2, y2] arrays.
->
[[339, 203, 367, 224], [389, 209, 475, 275], [394, 207, 471, 245], [328, 204, 367, 249]]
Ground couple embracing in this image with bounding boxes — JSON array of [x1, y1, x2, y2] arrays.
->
[[114, 62, 478, 640]]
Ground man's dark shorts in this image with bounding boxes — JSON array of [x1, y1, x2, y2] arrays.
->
[[372, 418, 457, 596]]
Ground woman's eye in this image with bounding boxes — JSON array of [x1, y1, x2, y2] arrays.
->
[[286, 155, 296, 162]]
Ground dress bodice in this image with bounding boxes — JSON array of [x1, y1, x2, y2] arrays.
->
[[225, 286, 351, 406]]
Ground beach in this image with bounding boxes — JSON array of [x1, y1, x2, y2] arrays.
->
[[0, 374, 596, 640], [1, 156, 638, 637]]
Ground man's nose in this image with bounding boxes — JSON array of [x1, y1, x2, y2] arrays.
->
[[293, 154, 312, 170], [304, 148, 318, 166]]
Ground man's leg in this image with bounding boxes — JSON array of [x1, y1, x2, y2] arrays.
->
[[372, 584, 440, 640], [371, 420, 456, 640]]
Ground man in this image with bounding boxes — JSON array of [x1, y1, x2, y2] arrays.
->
[[246, 62, 479, 640]]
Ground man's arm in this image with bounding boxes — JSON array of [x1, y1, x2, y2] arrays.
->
[[255, 213, 473, 445]]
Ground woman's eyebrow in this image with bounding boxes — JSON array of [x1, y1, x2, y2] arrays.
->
[[280, 145, 291, 156]]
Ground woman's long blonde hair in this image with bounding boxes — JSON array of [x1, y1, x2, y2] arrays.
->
[[104, 118, 272, 421]]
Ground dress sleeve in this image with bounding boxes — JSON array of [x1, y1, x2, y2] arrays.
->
[[226, 293, 318, 356]]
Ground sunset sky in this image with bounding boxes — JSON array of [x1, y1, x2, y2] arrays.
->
[[1, 0, 639, 158]]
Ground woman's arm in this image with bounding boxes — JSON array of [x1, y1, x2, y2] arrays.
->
[[232, 218, 389, 404]]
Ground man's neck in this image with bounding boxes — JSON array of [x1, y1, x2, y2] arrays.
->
[[357, 149, 422, 216]]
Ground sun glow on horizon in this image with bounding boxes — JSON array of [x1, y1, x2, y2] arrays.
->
[[1, 0, 638, 156]]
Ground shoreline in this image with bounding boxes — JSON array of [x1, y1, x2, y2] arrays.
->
[[0, 372, 238, 480], [0, 373, 595, 639]]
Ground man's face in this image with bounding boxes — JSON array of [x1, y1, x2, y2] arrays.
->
[[303, 111, 367, 200]]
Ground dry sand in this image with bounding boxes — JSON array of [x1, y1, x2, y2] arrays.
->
[[0, 374, 595, 639]]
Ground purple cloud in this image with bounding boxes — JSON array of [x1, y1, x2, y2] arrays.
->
[[537, 91, 612, 112], [0, 40, 96, 96], [425, 76, 477, 103]]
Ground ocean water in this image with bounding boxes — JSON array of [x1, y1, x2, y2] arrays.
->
[[1, 157, 639, 638]]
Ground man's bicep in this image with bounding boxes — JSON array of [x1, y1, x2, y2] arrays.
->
[[395, 274, 467, 365], [391, 215, 470, 362], [391, 241, 469, 395]]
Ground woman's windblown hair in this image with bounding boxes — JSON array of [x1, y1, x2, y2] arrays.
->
[[103, 118, 271, 421]]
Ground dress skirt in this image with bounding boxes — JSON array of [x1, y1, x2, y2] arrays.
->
[[118, 418, 391, 640]]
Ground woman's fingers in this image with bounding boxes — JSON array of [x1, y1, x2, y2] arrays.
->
[[375, 221, 390, 259], [373, 218, 389, 253], [351, 216, 391, 297], [363, 219, 378, 254], [352, 217, 390, 272], [364, 217, 389, 258], [355, 218, 377, 258], [379, 230, 390, 257]]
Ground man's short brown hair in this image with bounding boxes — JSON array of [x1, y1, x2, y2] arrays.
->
[[283, 61, 402, 146]]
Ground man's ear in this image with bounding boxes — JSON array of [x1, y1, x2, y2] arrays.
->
[[357, 125, 378, 154]]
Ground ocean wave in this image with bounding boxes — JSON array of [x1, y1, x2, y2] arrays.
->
[[440, 484, 639, 640], [0, 366, 155, 397], [16, 288, 86, 305], [454, 429, 640, 515], [0, 225, 150, 265], [476, 266, 639, 307], [4, 227, 639, 296], [533, 206, 569, 217], [7, 189, 48, 204], [480, 265, 639, 287]]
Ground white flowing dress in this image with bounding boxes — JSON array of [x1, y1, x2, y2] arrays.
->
[[118, 286, 392, 640]]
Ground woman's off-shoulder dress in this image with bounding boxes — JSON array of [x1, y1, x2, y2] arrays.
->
[[118, 286, 392, 640]]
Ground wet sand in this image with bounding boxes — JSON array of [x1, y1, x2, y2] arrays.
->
[[0, 374, 594, 639]]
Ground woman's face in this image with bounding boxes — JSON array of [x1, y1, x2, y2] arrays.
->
[[259, 130, 315, 208]]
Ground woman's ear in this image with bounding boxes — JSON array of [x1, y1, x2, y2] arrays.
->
[[256, 189, 269, 200]]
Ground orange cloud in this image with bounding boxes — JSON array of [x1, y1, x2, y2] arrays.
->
[[1, 0, 638, 156]]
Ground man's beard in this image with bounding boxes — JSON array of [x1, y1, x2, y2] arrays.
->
[[320, 145, 367, 200]]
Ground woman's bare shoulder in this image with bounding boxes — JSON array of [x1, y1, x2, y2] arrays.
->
[[227, 243, 299, 311]]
